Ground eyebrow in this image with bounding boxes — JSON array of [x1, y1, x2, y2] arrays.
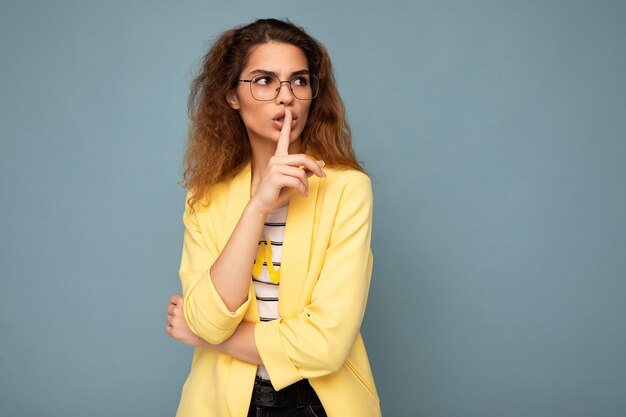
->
[[247, 69, 310, 77]]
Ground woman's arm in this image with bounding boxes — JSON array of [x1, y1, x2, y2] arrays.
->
[[208, 202, 268, 312], [179, 198, 256, 345]]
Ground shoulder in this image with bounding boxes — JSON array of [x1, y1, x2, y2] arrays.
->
[[318, 168, 373, 227], [318, 167, 373, 217], [320, 167, 372, 195], [184, 178, 231, 215]]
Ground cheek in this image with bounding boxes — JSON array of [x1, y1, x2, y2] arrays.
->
[[237, 102, 265, 128], [298, 105, 312, 131], [238, 109, 256, 127]]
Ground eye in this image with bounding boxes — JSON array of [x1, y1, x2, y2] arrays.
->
[[291, 76, 309, 87], [252, 75, 276, 86]]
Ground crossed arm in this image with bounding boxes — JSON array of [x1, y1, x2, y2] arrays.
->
[[165, 293, 262, 365], [168, 174, 373, 388]]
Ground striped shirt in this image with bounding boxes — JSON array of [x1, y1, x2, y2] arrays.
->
[[253, 203, 289, 380]]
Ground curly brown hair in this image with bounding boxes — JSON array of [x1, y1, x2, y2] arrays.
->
[[183, 18, 366, 209]]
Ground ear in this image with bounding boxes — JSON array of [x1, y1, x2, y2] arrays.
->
[[226, 91, 240, 110]]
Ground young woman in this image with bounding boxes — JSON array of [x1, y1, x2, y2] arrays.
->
[[165, 18, 381, 417]]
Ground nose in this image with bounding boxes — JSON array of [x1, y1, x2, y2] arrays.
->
[[275, 80, 295, 105]]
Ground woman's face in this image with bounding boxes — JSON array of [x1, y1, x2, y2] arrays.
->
[[227, 42, 312, 149]]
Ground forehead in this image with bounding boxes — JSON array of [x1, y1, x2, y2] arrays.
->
[[243, 42, 308, 75]]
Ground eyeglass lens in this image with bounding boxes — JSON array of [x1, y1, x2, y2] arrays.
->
[[250, 74, 319, 101]]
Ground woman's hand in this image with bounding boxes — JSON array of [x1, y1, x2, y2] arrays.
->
[[165, 294, 214, 349], [165, 294, 261, 363], [249, 108, 326, 214]]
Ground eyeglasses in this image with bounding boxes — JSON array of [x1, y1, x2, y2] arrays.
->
[[238, 73, 320, 101]]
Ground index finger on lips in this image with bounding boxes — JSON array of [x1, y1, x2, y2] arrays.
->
[[274, 108, 292, 157]]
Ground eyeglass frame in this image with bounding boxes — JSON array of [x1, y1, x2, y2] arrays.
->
[[238, 73, 320, 101]]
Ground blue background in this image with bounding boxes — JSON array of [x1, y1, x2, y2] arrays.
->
[[1, 1, 625, 416]]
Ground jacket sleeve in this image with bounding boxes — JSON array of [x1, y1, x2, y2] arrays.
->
[[179, 193, 253, 345], [254, 175, 374, 390]]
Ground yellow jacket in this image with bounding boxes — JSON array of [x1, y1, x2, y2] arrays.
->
[[175, 160, 381, 417]]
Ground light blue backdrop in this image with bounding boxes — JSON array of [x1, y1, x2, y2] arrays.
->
[[1, 1, 625, 416]]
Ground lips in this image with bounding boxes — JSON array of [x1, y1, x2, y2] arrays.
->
[[272, 109, 298, 130], [272, 109, 298, 123]]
